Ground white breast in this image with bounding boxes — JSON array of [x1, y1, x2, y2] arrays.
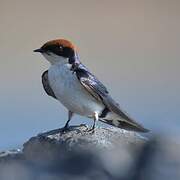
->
[[48, 63, 104, 117]]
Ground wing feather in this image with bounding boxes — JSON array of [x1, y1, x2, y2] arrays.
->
[[42, 70, 57, 99], [75, 66, 149, 132]]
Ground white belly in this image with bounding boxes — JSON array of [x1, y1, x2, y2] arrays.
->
[[48, 63, 104, 117]]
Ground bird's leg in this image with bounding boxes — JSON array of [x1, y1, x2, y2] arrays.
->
[[63, 111, 74, 130], [89, 112, 99, 133], [42, 111, 73, 135]]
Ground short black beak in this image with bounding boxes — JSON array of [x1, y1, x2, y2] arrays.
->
[[34, 48, 44, 53]]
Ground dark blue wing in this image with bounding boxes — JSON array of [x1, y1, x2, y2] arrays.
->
[[75, 65, 108, 101], [75, 65, 149, 132]]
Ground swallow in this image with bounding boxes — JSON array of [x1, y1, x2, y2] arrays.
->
[[34, 39, 149, 133]]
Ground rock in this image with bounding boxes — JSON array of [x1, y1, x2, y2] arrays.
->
[[0, 125, 179, 180]]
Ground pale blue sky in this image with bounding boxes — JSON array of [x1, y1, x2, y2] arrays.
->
[[0, 0, 180, 149]]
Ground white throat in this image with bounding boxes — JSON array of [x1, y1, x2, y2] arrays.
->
[[43, 53, 68, 66]]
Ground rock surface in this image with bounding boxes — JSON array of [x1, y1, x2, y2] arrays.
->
[[0, 125, 180, 180]]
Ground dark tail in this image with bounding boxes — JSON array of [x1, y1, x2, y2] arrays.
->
[[100, 116, 149, 133], [100, 96, 149, 133]]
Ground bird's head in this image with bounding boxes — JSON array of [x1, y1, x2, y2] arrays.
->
[[34, 39, 79, 65]]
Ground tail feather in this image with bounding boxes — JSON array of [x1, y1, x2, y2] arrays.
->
[[99, 112, 149, 133], [100, 96, 149, 132]]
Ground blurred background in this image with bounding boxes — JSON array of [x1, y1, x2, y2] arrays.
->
[[0, 0, 180, 149]]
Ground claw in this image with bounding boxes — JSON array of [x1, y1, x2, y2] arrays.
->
[[61, 125, 70, 133]]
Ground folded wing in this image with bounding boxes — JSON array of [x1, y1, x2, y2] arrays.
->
[[42, 70, 57, 99], [75, 66, 149, 133]]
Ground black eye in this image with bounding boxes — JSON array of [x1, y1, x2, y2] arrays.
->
[[59, 45, 63, 51]]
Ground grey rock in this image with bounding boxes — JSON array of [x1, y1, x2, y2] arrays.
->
[[0, 125, 179, 180]]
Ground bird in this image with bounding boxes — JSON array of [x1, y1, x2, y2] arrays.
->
[[34, 38, 149, 133]]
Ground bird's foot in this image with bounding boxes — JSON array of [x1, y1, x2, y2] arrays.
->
[[87, 126, 96, 133], [61, 125, 70, 133]]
